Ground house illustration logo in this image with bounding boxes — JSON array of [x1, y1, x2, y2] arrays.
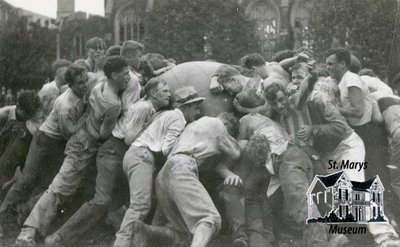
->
[[306, 171, 386, 224]]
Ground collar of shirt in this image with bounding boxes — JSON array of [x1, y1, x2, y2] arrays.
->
[[66, 89, 83, 106]]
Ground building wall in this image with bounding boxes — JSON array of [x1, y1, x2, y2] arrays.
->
[[108, 0, 313, 52], [57, 0, 75, 19]]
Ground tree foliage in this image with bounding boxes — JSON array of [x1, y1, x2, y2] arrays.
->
[[0, 17, 56, 90], [60, 16, 110, 60], [144, 0, 261, 64], [309, 0, 399, 80]]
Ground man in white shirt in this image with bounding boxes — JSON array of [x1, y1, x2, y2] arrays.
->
[[326, 48, 400, 247], [114, 86, 205, 247], [131, 112, 240, 247]]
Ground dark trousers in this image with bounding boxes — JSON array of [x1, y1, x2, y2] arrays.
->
[[352, 122, 389, 182], [0, 121, 32, 191], [0, 131, 66, 213]]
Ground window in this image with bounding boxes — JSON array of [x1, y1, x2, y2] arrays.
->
[[372, 192, 376, 202], [339, 205, 342, 217], [345, 189, 349, 201], [339, 189, 342, 200], [373, 207, 376, 218], [377, 193, 380, 203], [117, 7, 146, 43]]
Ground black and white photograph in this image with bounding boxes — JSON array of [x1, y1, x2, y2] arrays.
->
[[0, 0, 400, 246]]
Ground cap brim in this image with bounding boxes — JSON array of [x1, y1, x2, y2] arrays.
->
[[179, 97, 206, 106]]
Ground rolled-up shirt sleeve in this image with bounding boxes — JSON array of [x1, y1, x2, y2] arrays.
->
[[161, 117, 186, 156], [311, 93, 349, 140]]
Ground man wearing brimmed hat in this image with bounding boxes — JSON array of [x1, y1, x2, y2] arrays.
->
[[114, 86, 204, 247], [130, 111, 240, 247]]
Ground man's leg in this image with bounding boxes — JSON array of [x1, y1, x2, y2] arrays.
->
[[158, 155, 221, 247], [279, 145, 328, 247], [244, 167, 273, 247], [16, 129, 99, 245], [114, 146, 155, 247], [0, 127, 32, 188], [46, 136, 128, 245], [0, 132, 65, 213]]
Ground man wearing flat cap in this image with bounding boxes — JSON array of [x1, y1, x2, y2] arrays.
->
[[114, 86, 204, 247], [130, 110, 241, 247]]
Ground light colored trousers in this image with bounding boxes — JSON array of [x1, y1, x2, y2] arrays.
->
[[23, 128, 100, 236], [114, 145, 155, 247]]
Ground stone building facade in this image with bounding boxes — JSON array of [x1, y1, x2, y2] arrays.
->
[[104, 0, 313, 56]]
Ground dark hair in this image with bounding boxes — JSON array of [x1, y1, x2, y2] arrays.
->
[[65, 64, 87, 87], [73, 59, 91, 71], [236, 91, 265, 108], [358, 68, 376, 77], [243, 53, 265, 69], [144, 77, 167, 97], [17, 90, 41, 118], [138, 59, 155, 85], [218, 112, 239, 137], [326, 48, 351, 68], [315, 67, 329, 78], [292, 62, 310, 73], [349, 55, 361, 73], [105, 45, 122, 57], [272, 49, 296, 62], [52, 59, 72, 75], [246, 134, 271, 168], [264, 83, 285, 103], [216, 65, 240, 84], [86, 37, 106, 50], [103, 56, 129, 79]]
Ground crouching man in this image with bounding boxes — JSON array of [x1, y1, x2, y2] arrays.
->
[[132, 112, 241, 247]]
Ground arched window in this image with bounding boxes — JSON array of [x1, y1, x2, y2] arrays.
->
[[291, 1, 313, 49], [114, 4, 146, 44]]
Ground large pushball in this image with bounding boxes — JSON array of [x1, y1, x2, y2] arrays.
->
[[157, 61, 233, 116]]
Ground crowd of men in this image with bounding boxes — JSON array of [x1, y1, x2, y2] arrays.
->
[[0, 36, 400, 247]]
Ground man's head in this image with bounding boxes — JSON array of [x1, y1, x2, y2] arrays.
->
[[236, 91, 265, 108], [217, 112, 239, 137], [105, 45, 122, 57], [246, 134, 271, 168], [144, 78, 171, 110], [86, 37, 106, 63], [291, 62, 310, 85], [173, 86, 205, 123], [326, 48, 351, 80], [52, 59, 73, 84], [16, 90, 41, 121], [265, 83, 289, 118], [272, 49, 296, 63], [216, 65, 243, 96], [121, 40, 144, 71], [243, 53, 268, 79], [64, 64, 89, 99], [103, 56, 131, 93], [73, 59, 91, 71]]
